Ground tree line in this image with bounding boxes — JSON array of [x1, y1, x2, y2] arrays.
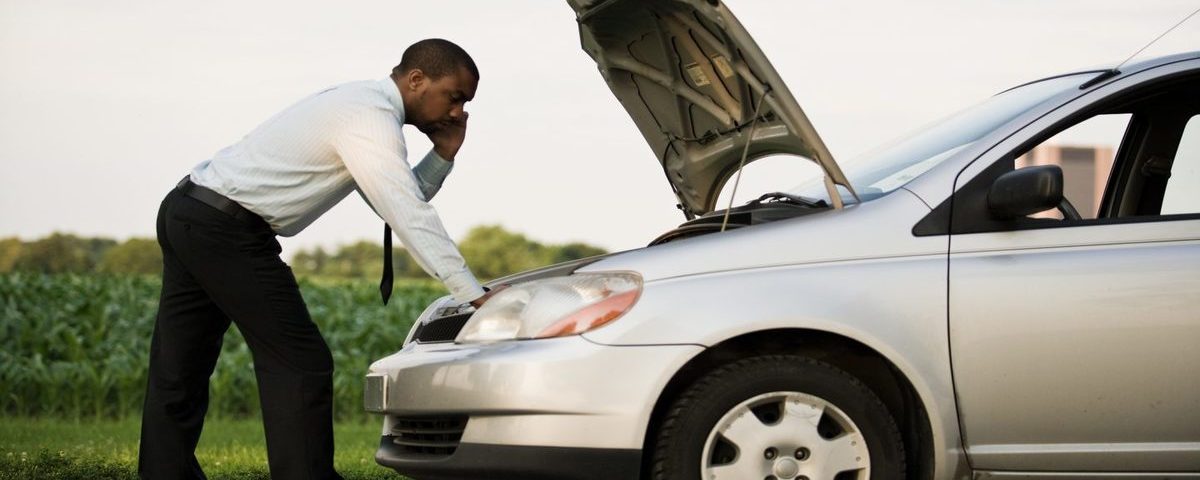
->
[[0, 225, 607, 281]]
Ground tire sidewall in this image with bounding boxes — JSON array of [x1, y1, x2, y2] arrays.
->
[[654, 355, 904, 480]]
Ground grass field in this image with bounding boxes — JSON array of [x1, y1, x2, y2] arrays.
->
[[0, 273, 437, 478], [0, 416, 408, 479]]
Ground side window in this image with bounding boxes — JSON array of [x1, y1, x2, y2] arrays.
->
[[1014, 114, 1130, 219], [1160, 115, 1200, 215], [928, 74, 1200, 237]]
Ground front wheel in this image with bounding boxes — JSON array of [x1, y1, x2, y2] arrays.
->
[[651, 355, 905, 480]]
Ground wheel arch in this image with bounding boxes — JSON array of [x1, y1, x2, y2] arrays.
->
[[640, 328, 935, 480]]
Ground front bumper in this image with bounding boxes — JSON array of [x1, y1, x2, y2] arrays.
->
[[375, 439, 640, 480], [365, 335, 703, 479]]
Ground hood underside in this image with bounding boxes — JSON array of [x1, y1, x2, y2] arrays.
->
[[568, 0, 855, 217]]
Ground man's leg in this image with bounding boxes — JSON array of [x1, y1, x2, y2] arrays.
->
[[140, 190, 232, 480], [166, 195, 340, 480]]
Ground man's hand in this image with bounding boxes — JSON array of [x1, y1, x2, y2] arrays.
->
[[429, 112, 468, 161], [469, 283, 508, 309]]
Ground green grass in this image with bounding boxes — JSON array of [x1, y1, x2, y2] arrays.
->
[[0, 416, 408, 479], [0, 273, 440, 478]]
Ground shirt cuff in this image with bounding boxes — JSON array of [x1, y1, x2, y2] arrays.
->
[[422, 149, 454, 177], [442, 268, 485, 304]]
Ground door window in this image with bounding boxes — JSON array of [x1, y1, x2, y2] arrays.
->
[[1014, 114, 1129, 219], [943, 74, 1200, 233], [1160, 115, 1200, 215]]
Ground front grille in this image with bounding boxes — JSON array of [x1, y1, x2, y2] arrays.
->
[[389, 415, 468, 457], [412, 312, 472, 343]]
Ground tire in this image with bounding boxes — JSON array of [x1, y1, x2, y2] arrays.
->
[[651, 355, 905, 480]]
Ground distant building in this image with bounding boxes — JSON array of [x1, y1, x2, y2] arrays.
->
[[1017, 144, 1114, 219]]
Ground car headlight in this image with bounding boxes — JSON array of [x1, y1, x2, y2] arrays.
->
[[455, 272, 642, 344]]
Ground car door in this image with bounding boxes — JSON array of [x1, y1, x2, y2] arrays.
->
[[947, 63, 1200, 473]]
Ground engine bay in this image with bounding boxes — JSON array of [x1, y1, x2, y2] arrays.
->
[[649, 192, 829, 246]]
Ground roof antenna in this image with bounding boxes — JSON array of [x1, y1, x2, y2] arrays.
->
[[1081, 6, 1198, 90], [1118, 6, 1199, 72]]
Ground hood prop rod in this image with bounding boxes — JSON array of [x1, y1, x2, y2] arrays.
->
[[720, 87, 770, 232]]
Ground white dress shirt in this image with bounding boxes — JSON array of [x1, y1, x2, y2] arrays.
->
[[190, 78, 484, 303]]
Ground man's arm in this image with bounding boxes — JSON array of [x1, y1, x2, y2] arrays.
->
[[332, 109, 484, 304], [413, 108, 467, 201], [411, 150, 453, 201]]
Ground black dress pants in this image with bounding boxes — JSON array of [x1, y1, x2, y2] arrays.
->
[[139, 187, 342, 480]]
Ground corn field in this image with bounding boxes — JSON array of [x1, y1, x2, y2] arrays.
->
[[0, 272, 444, 420]]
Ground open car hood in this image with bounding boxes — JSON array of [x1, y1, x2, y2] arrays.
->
[[568, 0, 856, 217]]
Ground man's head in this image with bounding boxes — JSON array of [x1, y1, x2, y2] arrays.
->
[[392, 39, 479, 134]]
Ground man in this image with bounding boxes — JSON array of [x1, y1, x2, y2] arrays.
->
[[139, 39, 498, 479]]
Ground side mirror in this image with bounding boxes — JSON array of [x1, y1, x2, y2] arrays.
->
[[987, 165, 1064, 219]]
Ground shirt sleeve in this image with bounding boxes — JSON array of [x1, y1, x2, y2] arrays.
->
[[412, 150, 453, 201], [331, 108, 484, 304]]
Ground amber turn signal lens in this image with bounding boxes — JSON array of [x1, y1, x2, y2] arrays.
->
[[535, 289, 640, 338]]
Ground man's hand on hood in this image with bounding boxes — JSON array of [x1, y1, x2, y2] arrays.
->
[[470, 283, 509, 309]]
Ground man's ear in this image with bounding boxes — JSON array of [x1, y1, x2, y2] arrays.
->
[[405, 69, 426, 93]]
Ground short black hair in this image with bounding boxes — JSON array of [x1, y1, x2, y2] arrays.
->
[[393, 38, 479, 81]]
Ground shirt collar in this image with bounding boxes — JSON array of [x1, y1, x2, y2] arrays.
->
[[379, 77, 405, 121]]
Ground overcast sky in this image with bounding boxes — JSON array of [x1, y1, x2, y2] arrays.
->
[[1, 0, 1197, 257]]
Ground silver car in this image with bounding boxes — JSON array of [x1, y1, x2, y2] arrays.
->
[[364, 1, 1200, 478]]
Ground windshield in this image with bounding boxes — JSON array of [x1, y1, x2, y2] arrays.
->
[[791, 72, 1099, 202]]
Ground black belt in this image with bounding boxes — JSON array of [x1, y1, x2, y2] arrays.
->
[[176, 176, 264, 224]]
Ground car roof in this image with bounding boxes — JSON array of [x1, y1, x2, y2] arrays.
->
[[1004, 50, 1200, 94], [1116, 49, 1200, 75]]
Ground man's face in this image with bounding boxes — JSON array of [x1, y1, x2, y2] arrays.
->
[[408, 66, 477, 134]]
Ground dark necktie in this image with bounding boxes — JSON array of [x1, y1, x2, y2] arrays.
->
[[380, 224, 393, 305]]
